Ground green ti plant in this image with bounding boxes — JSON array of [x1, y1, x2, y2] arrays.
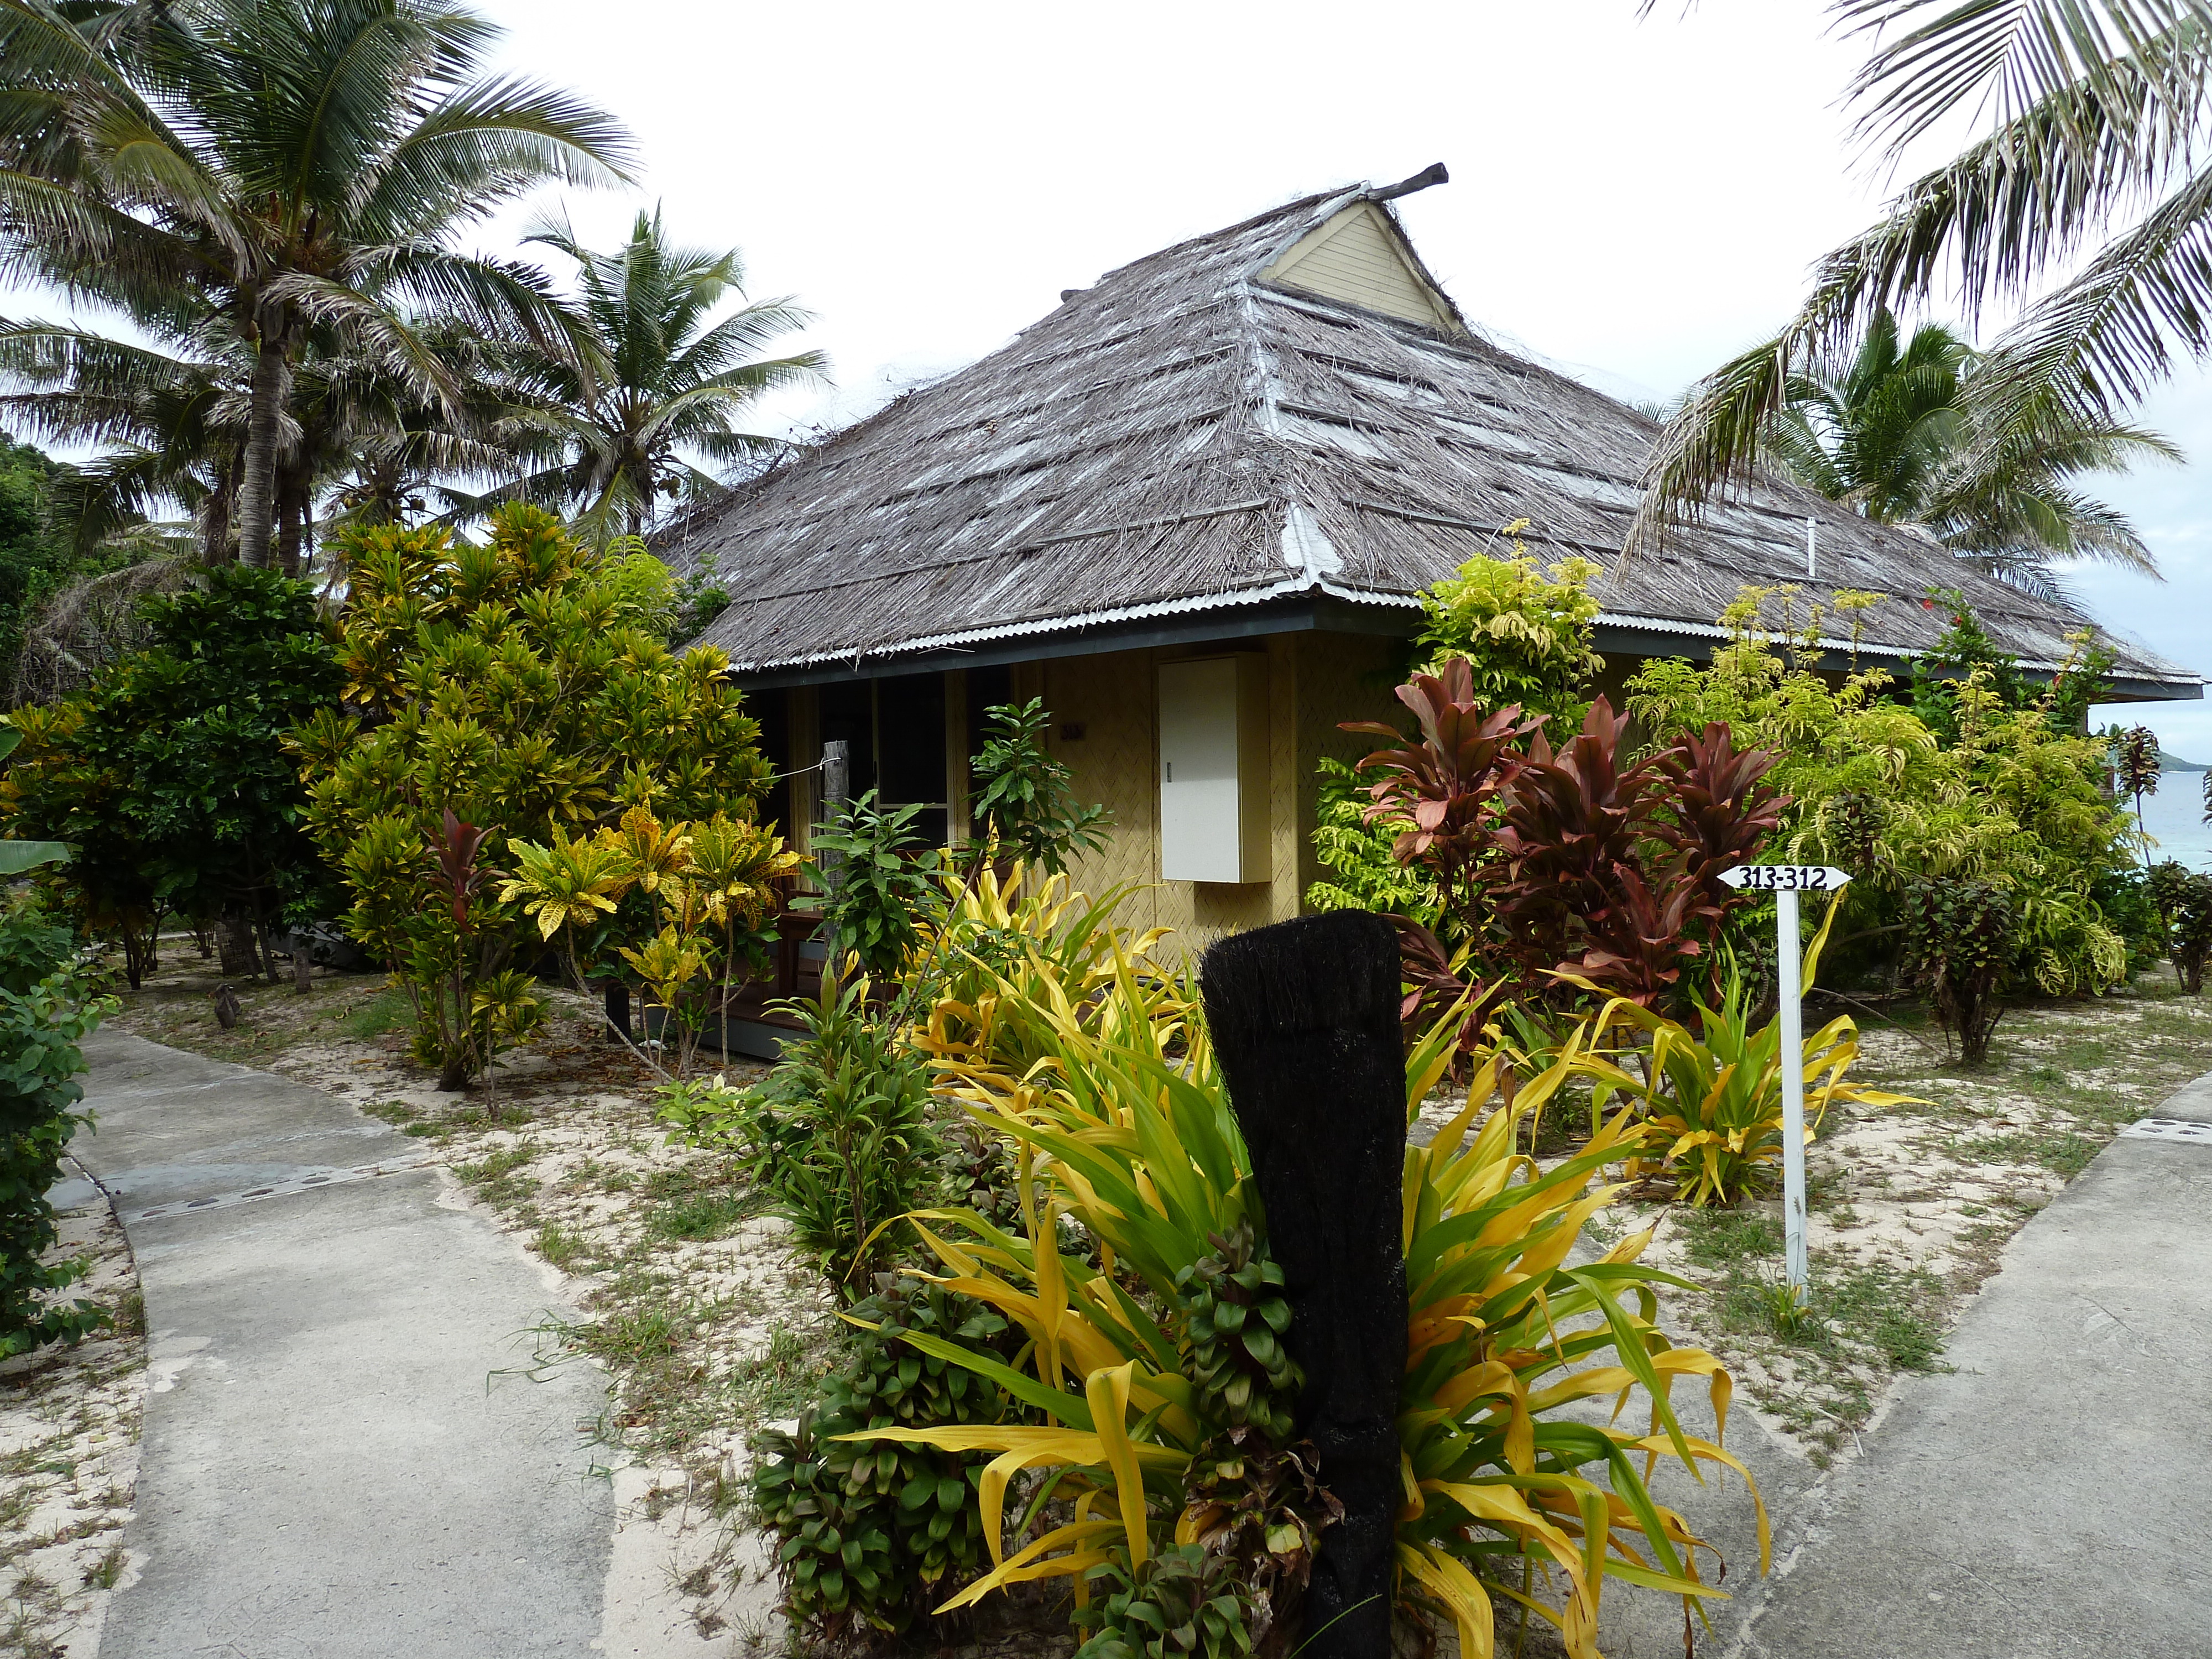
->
[[1562, 900, 1921, 1206]]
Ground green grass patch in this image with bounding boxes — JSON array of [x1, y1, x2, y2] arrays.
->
[[339, 985, 413, 1042], [1673, 1206, 1782, 1271], [1949, 1129, 2099, 1177], [534, 1222, 588, 1272], [454, 1145, 538, 1206], [587, 1305, 682, 1366], [646, 1183, 754, 1244]]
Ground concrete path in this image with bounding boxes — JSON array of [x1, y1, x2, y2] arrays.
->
[[1727, 1073, 2212, 1659], [72, 1029, 612, 1659]]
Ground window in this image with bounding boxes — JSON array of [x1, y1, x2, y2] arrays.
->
[[813, 672, 950, 847]]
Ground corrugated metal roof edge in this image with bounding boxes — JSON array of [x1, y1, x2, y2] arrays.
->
[[707, 579, 2203, 694], [713, 575, 1422, 674]]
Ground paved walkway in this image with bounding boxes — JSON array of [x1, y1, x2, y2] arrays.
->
[[1727, 1071, 2212, 1659], [72, 1030, 611, 1659]]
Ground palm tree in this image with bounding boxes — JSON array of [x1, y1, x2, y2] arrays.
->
[[1761, 310, 2179, 599], [1632, 2, 2212, 556], [479, 207, 825, 542], [0, 314, 241, 559], [0, 0, 633, 567], [0, 306, 515, 573]]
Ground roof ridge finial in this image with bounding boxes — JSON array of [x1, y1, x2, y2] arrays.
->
[[1370, 163, 1449, 203]]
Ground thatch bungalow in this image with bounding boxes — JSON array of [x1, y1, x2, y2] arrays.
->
[[661, 166, 2200, 1032]]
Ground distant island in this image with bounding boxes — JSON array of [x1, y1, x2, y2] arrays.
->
[[2162, 749, 2208, 773]]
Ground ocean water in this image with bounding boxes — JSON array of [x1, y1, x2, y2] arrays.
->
[[2136, 776, 2212, 872]]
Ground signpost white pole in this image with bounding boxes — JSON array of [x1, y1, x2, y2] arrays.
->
[[1774, 886, 1809, 1296], [1717, 864, 1849, 1304]]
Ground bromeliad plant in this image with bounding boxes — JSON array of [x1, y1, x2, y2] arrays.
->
[[805, 895, 1765, 1659], [1563, 901, 1921, 1206]]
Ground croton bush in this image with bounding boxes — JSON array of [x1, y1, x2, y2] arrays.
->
[[291, 505, 780, 1087]]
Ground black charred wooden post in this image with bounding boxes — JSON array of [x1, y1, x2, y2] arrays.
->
[[1199, 911, 1406, 1659], [602, 979, 630, 1045]]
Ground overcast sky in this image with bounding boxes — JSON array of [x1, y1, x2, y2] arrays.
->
[[23, 1, 2212, 753]]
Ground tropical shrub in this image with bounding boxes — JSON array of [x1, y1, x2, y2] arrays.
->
[[2, 565, 341, 986], [2148, 861, 2212, 995], [822, 896, 1762, 1659], [0, 894, 116, 1355], [1304, 757, 1441, 924], [1565, 904, 1919, 1205], [1411, 536, 1604, 729], [750, 1279, 1021, 1645], [502, 805, 796, 1076], [664, 977, 936, 1293], [1629, 588, 2133, 999], [1902, 877, 2019, 1064], [1309, 542, 1600, 921], [1072, 1543, 1259, 1659], [810, 792, 937, 981], [968, 697, 1111, 877], [1346, 665, 1785, 1020], [2094, 867, 2168, 977], [292, 506, 773, 1086]]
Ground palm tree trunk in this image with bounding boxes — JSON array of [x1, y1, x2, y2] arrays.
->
[[201, 462, 234, 564], [236, 341, 290, 570], [276, 468, 305, 578]]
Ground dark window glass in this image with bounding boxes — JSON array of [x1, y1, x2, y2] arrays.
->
[[752, 687, 790, 836], [878, 672, 947, 806], [966, 664, 1014, 757], [964, 664, 1014, 834], [816, 679, 877, 802]]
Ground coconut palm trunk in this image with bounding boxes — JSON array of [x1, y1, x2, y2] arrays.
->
[[236, 339, 289, 569]]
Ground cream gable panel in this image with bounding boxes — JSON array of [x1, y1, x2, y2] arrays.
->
[[1261, 204, 1462, 334]]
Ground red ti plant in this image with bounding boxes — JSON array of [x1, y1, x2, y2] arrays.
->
[[1491, 698, 1788, 1008], [432, 808, 493, 931], [1349, 671, 1788, 1021], [1342, 662, 1538, 1055], [1653, 723, 1792, 910], [1342, 658, 1540, 924]]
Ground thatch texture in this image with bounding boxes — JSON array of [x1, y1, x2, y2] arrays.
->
[[666, 185, 2198, 695]]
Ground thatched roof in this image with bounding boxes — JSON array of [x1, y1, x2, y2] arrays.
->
[[668, 180, 2200, 700]]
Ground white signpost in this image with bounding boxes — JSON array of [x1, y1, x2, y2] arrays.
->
[[1718, 865, 1852, 1299]]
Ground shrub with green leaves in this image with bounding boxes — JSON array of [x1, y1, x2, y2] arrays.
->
[[1072, 1543, 1258, 1659], [1631, 589, 2132, 999], [750, 1280, 1020, 1644], [2, 565, 341, 987], [2148, 860, 2212, 994], [1173, 1223, 1300, 1446], [968, 697, 1111, 876], [664, 977, 936, 1293], [810, 791, 937, 980], [291, 505, 770, 1087], [1308, 541, 1601, 921], [1903, 876, 2020, 1063], [1412, 538, 1603, 730], [0, 894, 115, 1355], [1304, 757, 1440, 924]]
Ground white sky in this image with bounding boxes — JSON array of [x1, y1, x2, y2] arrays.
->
[[23, 1, 2212, 755]]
